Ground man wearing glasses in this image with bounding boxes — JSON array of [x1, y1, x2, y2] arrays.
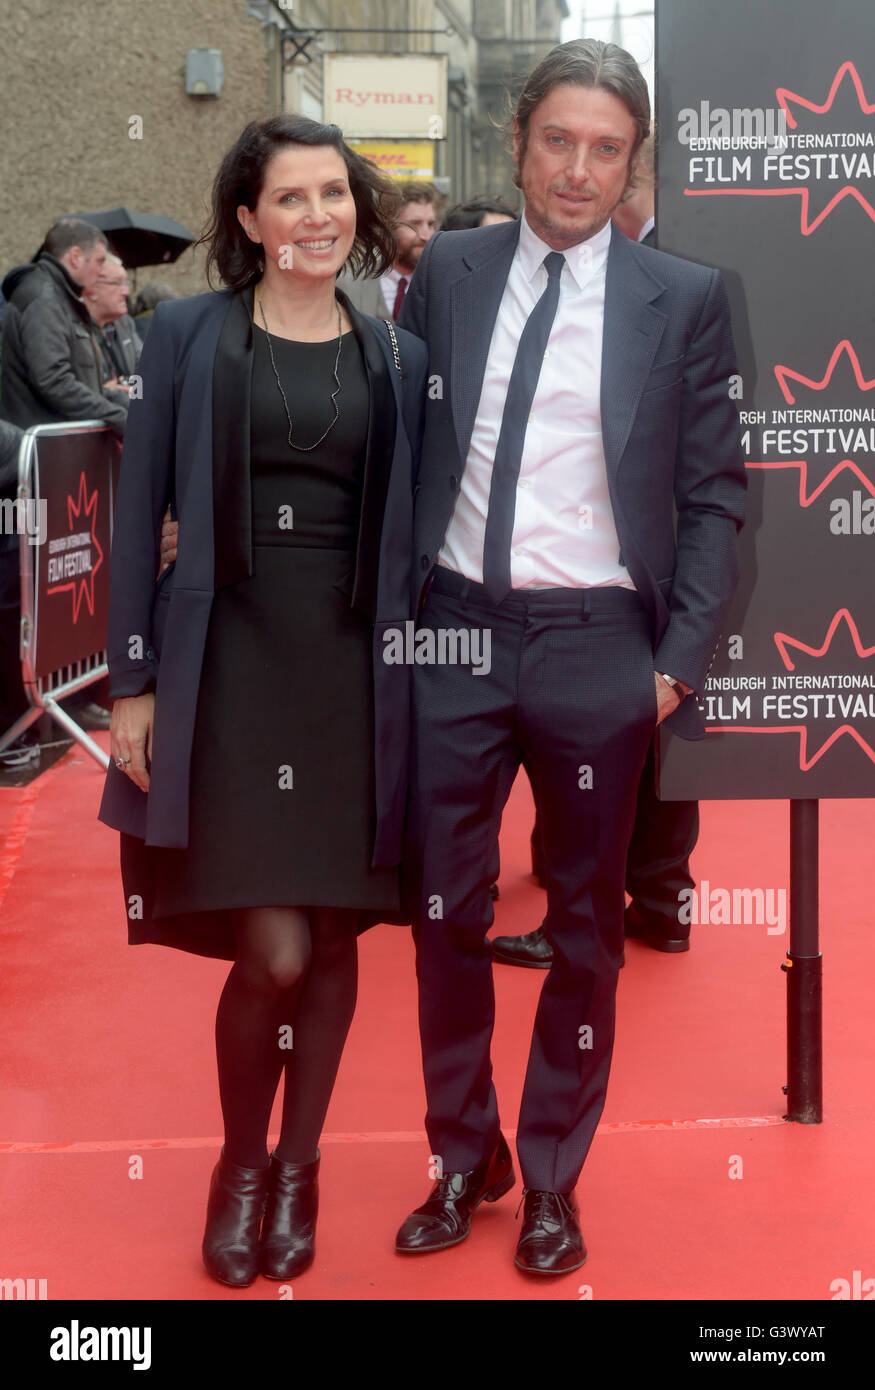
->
[[337, 181, 439, 320], [83, 254, 142, 387]]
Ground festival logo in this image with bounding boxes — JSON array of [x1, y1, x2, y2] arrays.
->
[[743, 341, 875, 526], [45, 470, 103, 623], [706, 610, 875, 770], [682, 62, 875, 234]]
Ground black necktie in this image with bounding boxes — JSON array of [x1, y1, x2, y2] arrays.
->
[[482, 251, 565, 603]]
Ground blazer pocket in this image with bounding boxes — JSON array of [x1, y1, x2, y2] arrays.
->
[[642, 354, 685, 394]]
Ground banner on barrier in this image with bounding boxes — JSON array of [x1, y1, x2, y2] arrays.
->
[[29, 427, 117, 680], [656, 0, 875, 798]]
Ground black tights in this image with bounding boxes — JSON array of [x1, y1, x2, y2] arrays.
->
[[215, 906, 359, 1170]]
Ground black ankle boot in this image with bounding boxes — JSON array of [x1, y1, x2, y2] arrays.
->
[[258, 1149, 320, 1280], [202, 1147, 270, 1288]]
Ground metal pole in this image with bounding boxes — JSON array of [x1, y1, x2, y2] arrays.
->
[[782, 799, 822, 1122]]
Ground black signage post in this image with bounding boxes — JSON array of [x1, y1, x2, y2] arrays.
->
[[786, 799, 822, 1122], [655, 0, 875, 1122]]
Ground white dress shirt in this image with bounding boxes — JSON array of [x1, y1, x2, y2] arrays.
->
[[438, 212, 634, 590], [380, 264, 409, 317], [638, 215, 655, 242]]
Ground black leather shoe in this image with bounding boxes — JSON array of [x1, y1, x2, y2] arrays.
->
[[514, 1189, 587, 1274], [395, 1132, 515, 1253], [259, 1150, 319, 1280], [491, 925, 553, 969], [492, 925, 625, 969], [624, 901, 690, 952], [202, 1148, 270, 1288]]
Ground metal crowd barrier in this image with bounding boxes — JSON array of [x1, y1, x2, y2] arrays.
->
[[0, 420, 116, 770]]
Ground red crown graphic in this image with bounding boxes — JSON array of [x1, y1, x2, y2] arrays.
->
[[45, 470, 104, 622], [746, 340, 875, 506], [708, 609, 875, 769]]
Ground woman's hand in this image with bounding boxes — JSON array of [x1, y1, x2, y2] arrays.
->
[[110, 694, 155, 792], [159, 509, 178, 573]]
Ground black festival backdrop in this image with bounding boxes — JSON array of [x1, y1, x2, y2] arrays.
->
[[655, 0, 875, 798], [31, 430, 116, 680]]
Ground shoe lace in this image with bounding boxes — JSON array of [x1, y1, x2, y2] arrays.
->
[[515, 1189, 562, 1222]]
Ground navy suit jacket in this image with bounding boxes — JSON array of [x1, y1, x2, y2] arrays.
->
[[399, 219, 747, 739], [98, 285, 427, 861]]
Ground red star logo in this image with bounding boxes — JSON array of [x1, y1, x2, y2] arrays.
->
[[685, 61, 875, 234], [746, 340, 875, 507], [708, 610, 875, 768], [45, 469, 103, 622]]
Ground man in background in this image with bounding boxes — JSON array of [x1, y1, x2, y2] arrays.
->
[[84, 253, 141, 383], [612, 128, 655, 245], [338, 181, 440, 321], [1, 218, 129, 437], [1, 218, 127, 732], [442, 196, 518, 231]]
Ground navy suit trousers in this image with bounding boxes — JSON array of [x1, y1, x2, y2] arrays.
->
[[408, 570, 657, 1193]]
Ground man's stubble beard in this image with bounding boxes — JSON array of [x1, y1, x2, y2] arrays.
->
[[518, 162, 633, 250]]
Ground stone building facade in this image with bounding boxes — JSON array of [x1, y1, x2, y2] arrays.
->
[[0, 0, 567, 296]]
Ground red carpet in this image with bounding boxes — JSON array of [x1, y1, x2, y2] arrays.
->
[[1, 737, 872, 1300]]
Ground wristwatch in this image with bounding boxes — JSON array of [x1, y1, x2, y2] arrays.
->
[[656, 671, 693, 697]]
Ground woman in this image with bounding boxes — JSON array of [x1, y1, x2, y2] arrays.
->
[[98, 115, 426, 1288]]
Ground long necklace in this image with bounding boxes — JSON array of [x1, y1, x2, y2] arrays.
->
[[256, 296, 344, 452]]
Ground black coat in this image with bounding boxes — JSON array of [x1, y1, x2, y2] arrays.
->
[[98, 284, 427, 869], [0, 255, 128, 436]]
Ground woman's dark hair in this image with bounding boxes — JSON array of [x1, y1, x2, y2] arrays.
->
[[198, 114, 400, 290], [506, 39, 651, 191], [441, 196, 519, 231]]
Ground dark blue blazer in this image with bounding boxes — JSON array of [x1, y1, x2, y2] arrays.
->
[[399, 220, 747, 739], [98, 285, 427, 862]]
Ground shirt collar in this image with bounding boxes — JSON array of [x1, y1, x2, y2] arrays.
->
[[383, 264, 409, 286], [638, 214, 655, 242], [517, 210, 612, 291]]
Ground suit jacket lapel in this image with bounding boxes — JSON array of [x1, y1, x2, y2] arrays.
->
[[212, 286, 254, 588], [600, 226, 668, 475], [335, 289, 397, 621], [449, 220, 520, 465]]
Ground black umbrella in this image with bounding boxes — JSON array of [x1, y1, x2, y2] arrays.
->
[[66, 207, 196, 267]]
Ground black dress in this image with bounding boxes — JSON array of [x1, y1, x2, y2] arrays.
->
[[126, 324, 400, 956]]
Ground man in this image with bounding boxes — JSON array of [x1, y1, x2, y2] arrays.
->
[[442, 197, 518, 231], [1, 218, 127, 731], [1, 218, 129, 437], [0, 414, 36, 767], [612, 126, 655, 245], [494, 128, 698, 970], [395, 39, 746, 1274], [84, 254, 142, 383], [337, 181, 439, 320]]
